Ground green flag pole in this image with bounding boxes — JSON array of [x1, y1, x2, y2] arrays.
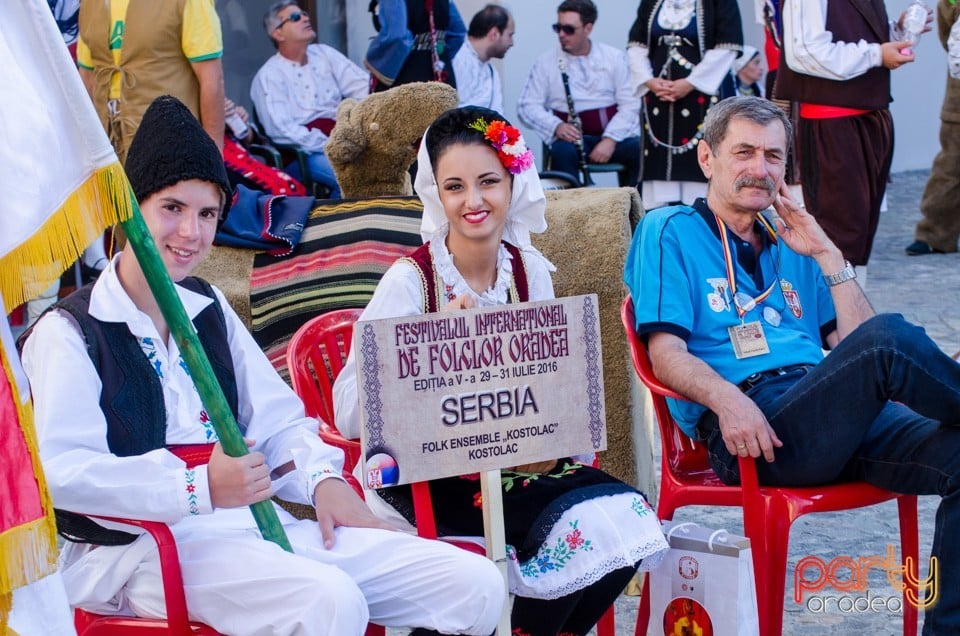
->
[[119, 185, 292, 552]]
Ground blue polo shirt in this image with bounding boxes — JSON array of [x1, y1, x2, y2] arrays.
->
[[623, 199, 837, 436]]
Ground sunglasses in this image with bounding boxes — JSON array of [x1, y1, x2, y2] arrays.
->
[[552, 23, 580, 35], [276, 10, 306, 29]]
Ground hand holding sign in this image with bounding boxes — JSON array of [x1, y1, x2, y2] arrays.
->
[[444, 293, 477, 311]]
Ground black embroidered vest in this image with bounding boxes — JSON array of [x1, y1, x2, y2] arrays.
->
[[773, 0, 892, 110], [21, 277, 239, 545], [400, 241, 530, 310]]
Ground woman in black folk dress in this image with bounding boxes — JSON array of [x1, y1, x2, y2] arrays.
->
[[334, 106, 669, 636], [627, 0, 743, 210]]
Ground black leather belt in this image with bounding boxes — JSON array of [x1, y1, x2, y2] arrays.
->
[[737, 364, 814, 392]]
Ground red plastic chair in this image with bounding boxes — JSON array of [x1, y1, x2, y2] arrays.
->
[[286, 309, 617, 635], [73, 512, 383, 636], [620, 296, 919, 636], [287, 308, 366, 471], [73, 516, 222, 636], [285, 309, 500, 547]]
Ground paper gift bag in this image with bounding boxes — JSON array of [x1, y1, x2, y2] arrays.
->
[[649, 521, 759, 636]]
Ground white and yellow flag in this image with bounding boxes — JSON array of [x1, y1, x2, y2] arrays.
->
[[1, 1, 131, 633], [0, 0, 131, 314]]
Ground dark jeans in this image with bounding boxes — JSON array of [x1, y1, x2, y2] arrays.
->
[[549, 135, 640, 187], [304, 151, 341, 199], [702, 314, 960, 634]]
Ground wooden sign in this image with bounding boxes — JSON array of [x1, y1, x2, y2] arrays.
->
[[354, 295, 606, 488]]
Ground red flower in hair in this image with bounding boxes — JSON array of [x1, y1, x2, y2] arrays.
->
[[468, 117, 534, 174]]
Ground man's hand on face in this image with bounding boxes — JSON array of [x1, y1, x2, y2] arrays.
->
[[771, 183, 843, 267]]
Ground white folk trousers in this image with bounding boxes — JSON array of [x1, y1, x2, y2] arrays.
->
[[60, 513, 504, 636]]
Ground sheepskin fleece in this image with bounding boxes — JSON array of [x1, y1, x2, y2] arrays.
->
[[326, 82, 459, 200], [194, 246, 253, 331], [539, 187, 651, 491]]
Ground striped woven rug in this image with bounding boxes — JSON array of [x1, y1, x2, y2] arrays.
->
[[250, 196, 423, 379]]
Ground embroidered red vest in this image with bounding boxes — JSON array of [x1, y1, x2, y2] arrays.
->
[[400, 241, 530, 310]]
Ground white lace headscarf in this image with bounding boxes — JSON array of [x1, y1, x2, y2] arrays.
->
[[414, 113, 554, 272], [733, 45, 760, 74]]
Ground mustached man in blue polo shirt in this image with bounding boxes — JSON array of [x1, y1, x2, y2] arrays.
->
[[625, 96, 960, 632]]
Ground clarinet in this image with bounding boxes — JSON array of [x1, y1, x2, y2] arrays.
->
[[557, 57, 594, 186]]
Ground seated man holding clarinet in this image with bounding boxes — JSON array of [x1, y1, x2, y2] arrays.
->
[[517, 0, 641, 187]]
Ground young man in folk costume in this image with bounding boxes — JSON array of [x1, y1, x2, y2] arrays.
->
[[518, 0, 641, 187]]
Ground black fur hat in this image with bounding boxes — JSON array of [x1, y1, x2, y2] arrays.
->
[[125, 95, 231, 215]]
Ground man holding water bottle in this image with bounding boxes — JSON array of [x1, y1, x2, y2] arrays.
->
[[773, 0, 933, 281]]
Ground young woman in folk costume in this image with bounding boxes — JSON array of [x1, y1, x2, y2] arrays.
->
[[334, 105, 669, 636], [627, 0, 743, 210]]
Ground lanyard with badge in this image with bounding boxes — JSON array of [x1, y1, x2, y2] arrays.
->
[[715, 213, 782, 359]]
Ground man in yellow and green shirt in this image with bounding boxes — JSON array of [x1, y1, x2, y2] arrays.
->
[[77, 0, 224, 162]]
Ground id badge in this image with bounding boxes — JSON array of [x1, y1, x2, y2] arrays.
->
[[728, 320, 771, 359]]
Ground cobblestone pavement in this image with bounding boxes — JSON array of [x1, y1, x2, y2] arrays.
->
[[400, 171, 953, 635]]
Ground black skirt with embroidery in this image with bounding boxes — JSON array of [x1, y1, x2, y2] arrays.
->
[[377, 459, 637, 562]]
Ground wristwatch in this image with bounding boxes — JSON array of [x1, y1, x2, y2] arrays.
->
[[824, 260, 857, 287]]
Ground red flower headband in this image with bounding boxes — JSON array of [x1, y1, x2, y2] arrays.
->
[[467, 117, 535, 175]]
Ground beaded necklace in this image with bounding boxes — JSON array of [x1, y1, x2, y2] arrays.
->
[[642, 99, 707, 154], [664, 46, 695, 75], [643, 20, 712, 155]]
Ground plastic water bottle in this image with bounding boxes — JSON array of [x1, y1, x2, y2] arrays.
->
[[901, 0, 928, 54], [225, 111, 249, 140]]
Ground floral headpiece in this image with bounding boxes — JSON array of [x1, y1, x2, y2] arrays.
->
[[467, 117, 535, 175]]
